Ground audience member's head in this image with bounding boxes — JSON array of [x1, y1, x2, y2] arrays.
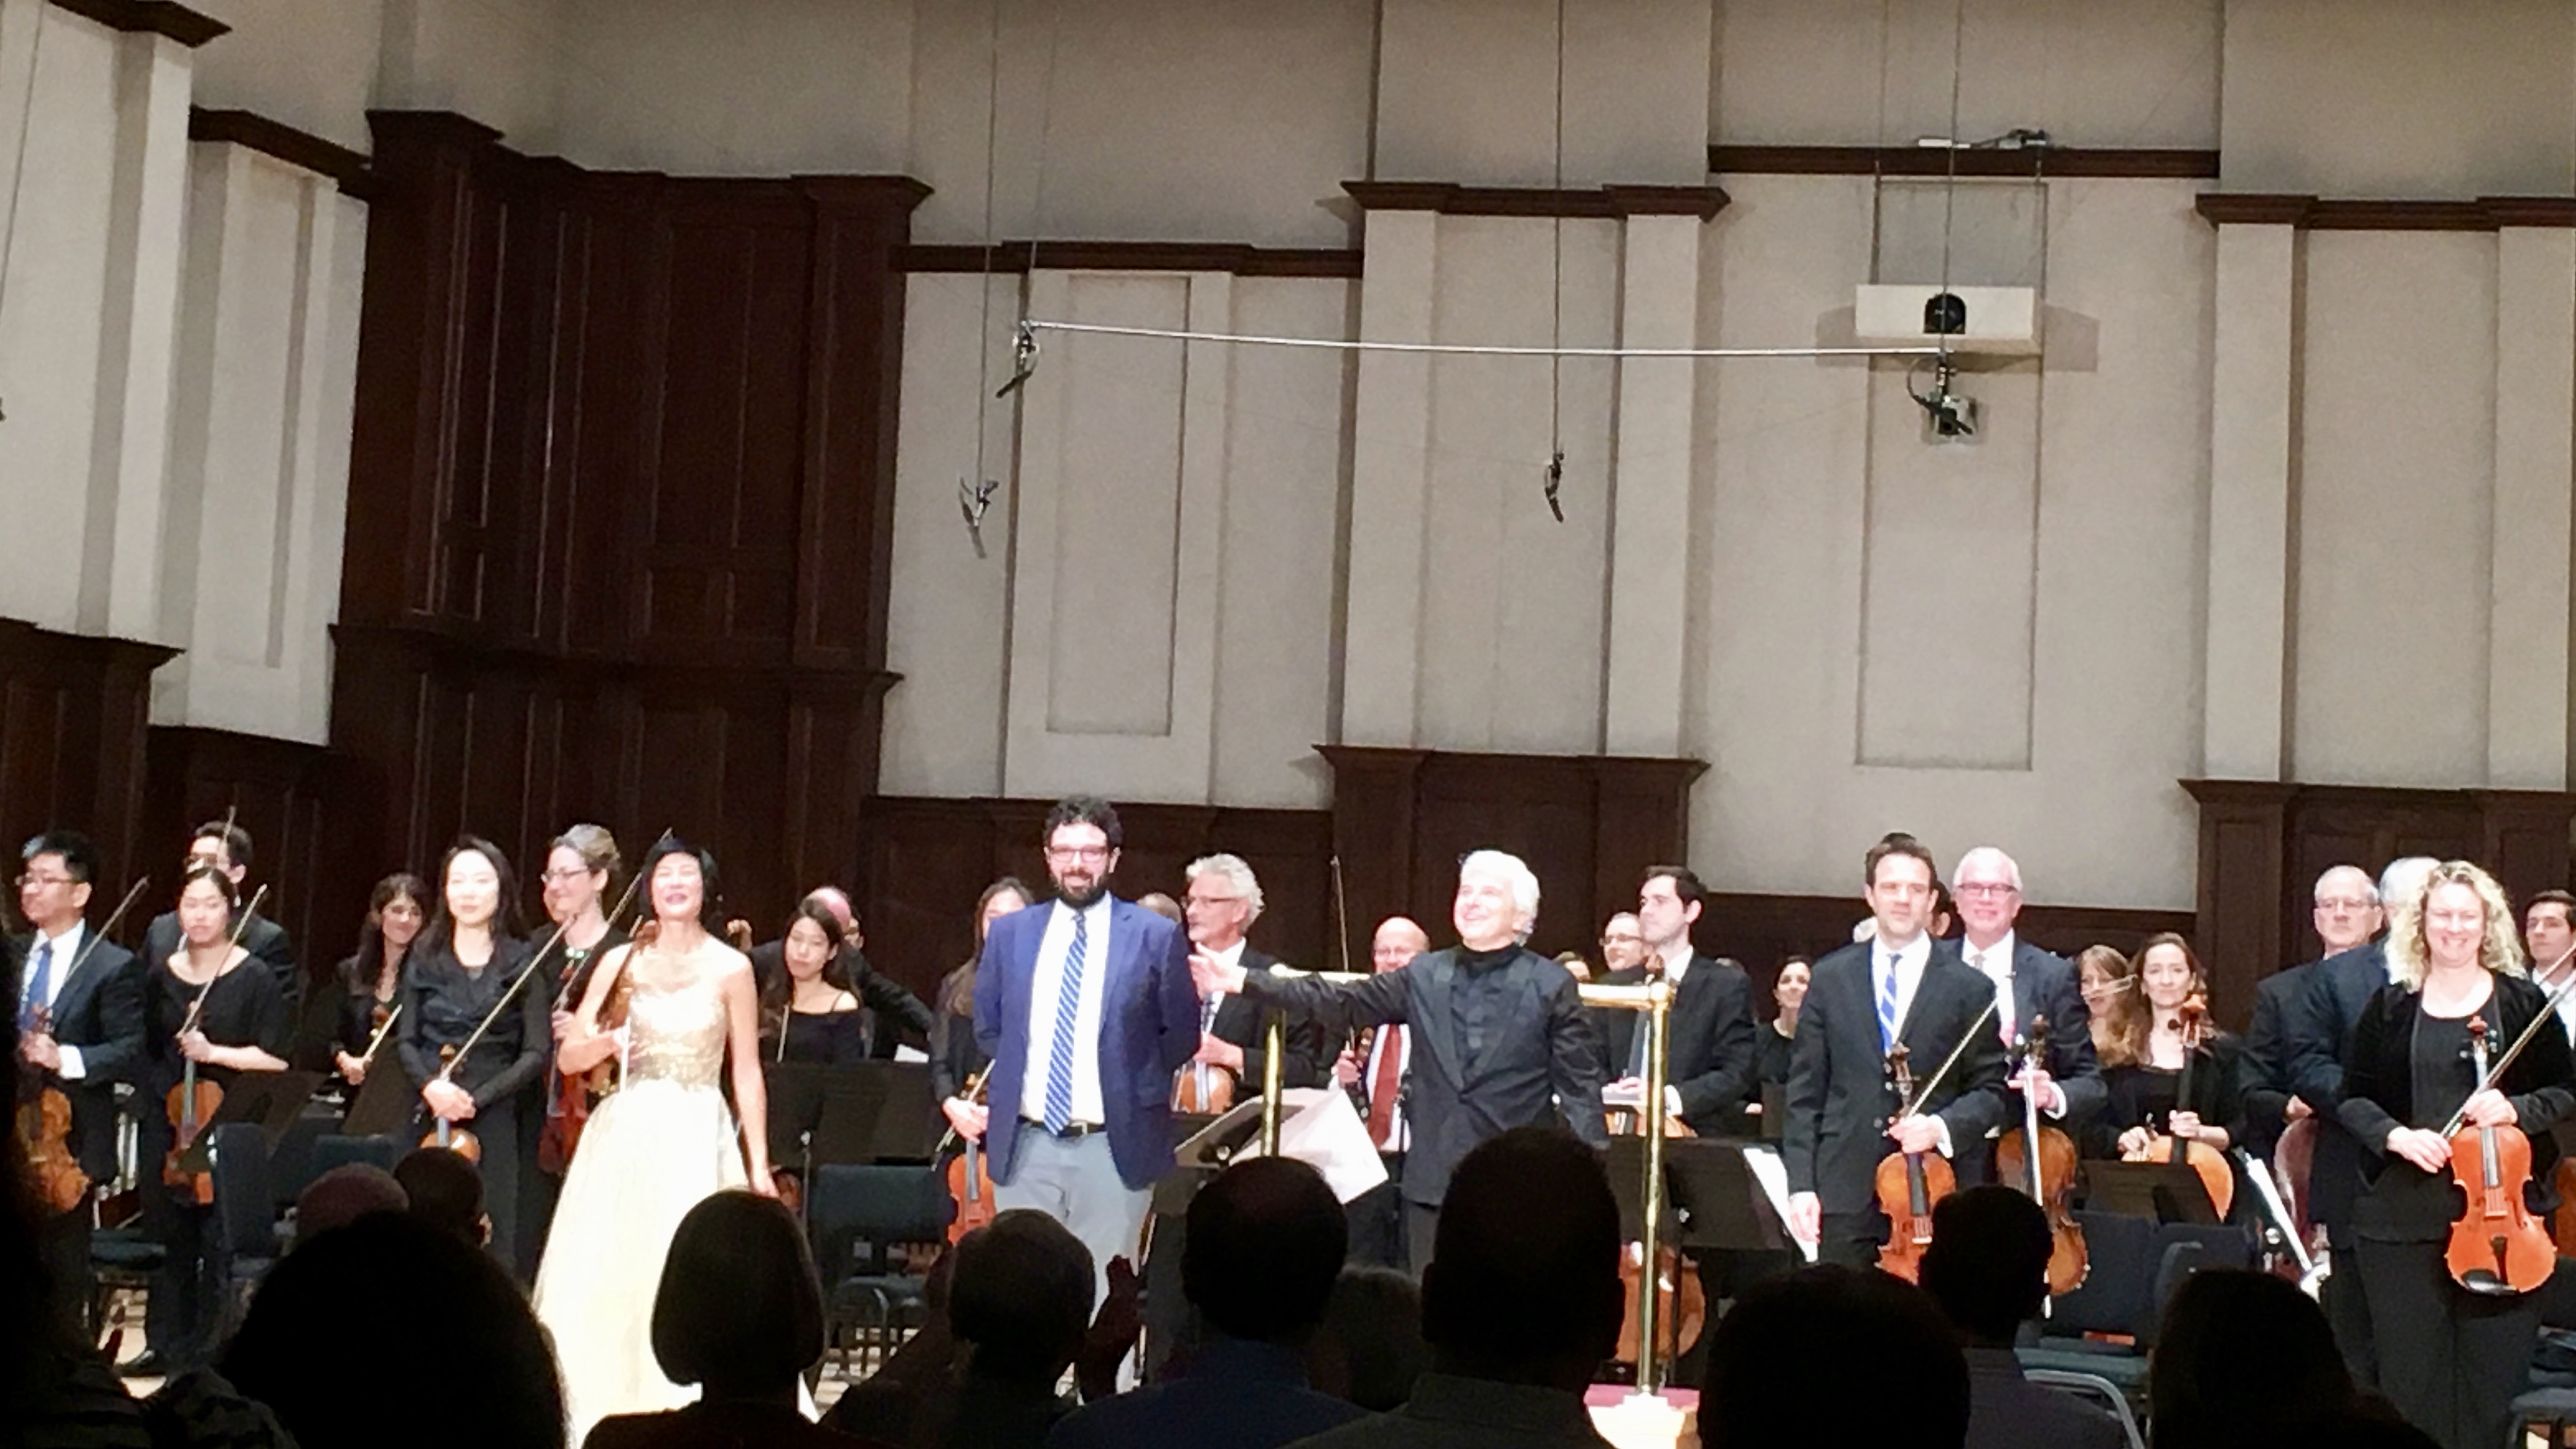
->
[[1184, 1157, 1346, 1347], [1918, 1186, 2050, 1348], [1702, 1265, 1968, 1449], [224, 1213, 562, 1449], [950, 1210, 1094, 1386], [1137, 892, 1183, 924], [292, 1165, 407, 1244], [2149, 1270, 2356, 1448], [1420, 1127, 1622, 1392], [393, 1148, 487, 1246], [1307, 1267, 1428, 1413], [653, 1191, 826, 1399]]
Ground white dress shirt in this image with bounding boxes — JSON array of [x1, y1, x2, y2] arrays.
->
[[1189, 937, 1248, 1097], [2544, 962, 2576, 1044], [1876, 930, 1931, 1033], [1654, 941, 1691, 982], [19, 920, 88, 1079], [1963, 931, 2018, 1041], [1020, 896, 1115, 1126]]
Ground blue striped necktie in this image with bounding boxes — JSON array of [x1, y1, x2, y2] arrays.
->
[[1042, 911, 1090, 1133], [20, 939, 53, 1032], [1876, 951, 1901, 1054]]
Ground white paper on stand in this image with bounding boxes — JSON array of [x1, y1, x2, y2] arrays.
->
[[1739, 1144, 1817, 1263], [1236, 1087, 1389, 1203]]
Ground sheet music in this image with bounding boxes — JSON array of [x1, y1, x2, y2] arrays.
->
[[1237, 1087, 1389, 1203], [1739, 1143, 1817, 1262]]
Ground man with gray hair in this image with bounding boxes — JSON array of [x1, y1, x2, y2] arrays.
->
[[2241, 866, 2380, 1162], [1949, 847, 2101, 1188], [1190, 850, 1608, 1274], [1180, 853, 1326, 1102], [2290, 855, 2437, 1385]]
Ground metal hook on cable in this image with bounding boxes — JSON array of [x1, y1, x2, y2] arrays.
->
[[1543, 451, 1565, 524], [995, 321, 1039, 398], [958, 476, 1001, 559]]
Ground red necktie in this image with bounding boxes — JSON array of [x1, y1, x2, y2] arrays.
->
[[1367, 1026, 1405, 1149]]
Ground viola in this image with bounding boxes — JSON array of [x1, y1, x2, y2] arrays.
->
[[17, 1005, 89, 1214], [2445, 1014, 2554, 1295], [422, 1041, 485, 1165], [1875, 1044, 1953, 1283], [1605, 1090, 1705, 1370], [944, 1068, 996, 1246], [1995, 1014, 2087, 1294], [1171, 1055, 1237, 1114], [163, 1049, 222, 1206], [2129, 995, 2234, 1217]]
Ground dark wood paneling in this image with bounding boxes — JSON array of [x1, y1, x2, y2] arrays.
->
[[1341, 182, 1730, 220], [141, 727, 352, 982], [2197, 195, 2576, 230], [0, 620, 176, 901], [1710, 145, 2219, 179], [1317, 746, 1709, 968], [47, 0, 225, 44], [188, 108, 371, 195], [335, 114, 921, 941], [896, 242, 1363, 278], [857, 797, 1332, 1003]]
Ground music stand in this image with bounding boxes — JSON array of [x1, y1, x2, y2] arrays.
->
[[2085, 1160, 2223, 1224], [341, 1060, 416, 1138], [174, 1071, 325, 1170]]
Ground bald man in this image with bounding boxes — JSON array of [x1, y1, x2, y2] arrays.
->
[[1332, 915, 1429, 1267]]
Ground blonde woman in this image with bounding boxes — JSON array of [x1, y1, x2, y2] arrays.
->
[[2336, 861, 2576, 1449], [2076, 945, 2140, 1068]]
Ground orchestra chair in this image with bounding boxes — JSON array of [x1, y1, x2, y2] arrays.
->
[[209, 1122, 284, 1336], [807, 1163, 950, 1375], [2023, 1370, 2146, 1449]]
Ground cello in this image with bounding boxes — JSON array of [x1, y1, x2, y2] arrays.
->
[[1995, 1014, 2087, 1294], [942, 1068, 996, 1245], [2129, 995, 2235, 1218], [1874, 995, 1998, 1283], [2441, 1015, 2556, 1294]]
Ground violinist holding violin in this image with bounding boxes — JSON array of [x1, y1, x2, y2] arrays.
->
[[326, 872, 426, 1092], [2334, 861, 2576, 1449], [139, 865, 288, 1376], [1783, 833, 2008, 1267], [12, 830, 144, 1340]]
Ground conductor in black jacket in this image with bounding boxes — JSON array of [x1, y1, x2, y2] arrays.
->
[[1947, 847, 2102, 1186], [140, 820, 298, 1010], [1190, 848, 1608, 1275], [2290, 855, 2437, 1385], [1785, 833, 2009, 1266], [744, 885, 932, 1057], [1594, 866, 1757, 1131], [1179, 854, 1326, 1097], [12, 829, 147, 1336]]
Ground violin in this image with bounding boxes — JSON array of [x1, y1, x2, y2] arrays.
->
[[2445, 1015, 2555, 1294], [1171, 1057, 1237, 1114], [163, 891, 266, 1206], [538, 931, 622, 1176], [1875, 1044, 1953, 1283], [18, 1005, 89, 1214], [422, 1042, 484, 1164], [1606, 1080, 1705, 1370], [2129, 995, 2235, 1217], [943, 1068, 996, 1245], [1995, 1014, 2087, 1294]]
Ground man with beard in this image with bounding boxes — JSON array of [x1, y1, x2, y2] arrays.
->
[[973, 796, 1200, 1308]]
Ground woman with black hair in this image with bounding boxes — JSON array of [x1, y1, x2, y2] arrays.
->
[[932, 877, 1034, 1143], [398, 836, 548, 1275], [325, 871, 428, 1093], [534, 836, 779, 1444], [759, 898, 867, 1066]]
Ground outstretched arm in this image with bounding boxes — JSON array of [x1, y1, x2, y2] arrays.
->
[[723, 955, 777, 1192]]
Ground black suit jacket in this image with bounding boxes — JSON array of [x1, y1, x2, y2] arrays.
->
[[1207, 948, 1327, 1091], [748, 939, 936, 1056], [2237, 960, 2314, 1158], [144, 907, 298, 1010], [1240, 945, 1608, 1207], [2289, 940, 2387, 1238], [10, 930, 146, 1179], [1593, 955, 1759, 1130], [1783, 937, 2009, 1223], [1958, 941, 2103, 1185]]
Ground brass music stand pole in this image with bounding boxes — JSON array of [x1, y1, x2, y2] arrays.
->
[[1638, 976, 1672, 1395], [1261, 1010, 1289, 1156]]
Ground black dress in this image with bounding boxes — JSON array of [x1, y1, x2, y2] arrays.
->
[[2335, 976, 2576, 1449], [330, 952, 404, 1071], [397, 935, 548, 1275], [141, 955, 289, 1370], [780, 1006, 870, 1067], [929, 963, 988, 1105]]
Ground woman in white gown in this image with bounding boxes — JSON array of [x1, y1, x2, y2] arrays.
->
[[533, 838, 778, 1444]]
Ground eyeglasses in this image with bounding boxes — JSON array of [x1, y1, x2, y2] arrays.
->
[[15, 874, 74, 890], [538, 869, 595, 885], [1047, 845, 1112, 863], [1954, 882, 2017, 899], [1184, 894, 1241, 909], [2314, 896, 2374, 912]]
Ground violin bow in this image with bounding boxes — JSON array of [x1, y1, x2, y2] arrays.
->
[[178, 884, 270, 1038], [46, 875, 150, 994], [443, 829, 668, 1079], [2437, 936, 2576, 1136], [357, 1004, 404, 1062], [552, 850, 663, 1015], [1891, 996, 1999, 1124]]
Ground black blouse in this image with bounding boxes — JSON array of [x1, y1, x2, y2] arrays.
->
[[397, 936, 550, 1108], [2091, 1033, 2246, 1157], [780, 1007, 869, 1067], [930, 963, 987, 1103], [148, 955, 290, 1092], [333, 951, 405, 1059], [534, 926, 629, 1021], [2337, 974, 2576, 1241]]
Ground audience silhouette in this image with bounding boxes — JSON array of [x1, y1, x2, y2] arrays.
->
[[1306, 1267, 1428, 1413], [2148, 1269, 2434, 1449], [1702, 1265, 1968, 1449], [394, 1147, 490, 1247]]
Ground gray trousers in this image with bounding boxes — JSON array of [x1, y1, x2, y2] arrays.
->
[[994, 1127, 1153, 1316]]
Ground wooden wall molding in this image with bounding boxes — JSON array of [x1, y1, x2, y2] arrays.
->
[[2195, 194, 2576, 230], [0, 619, 179, 893], [1710, 145, 2219, 179], [897, 241, 1362, 278], [2184, 777, 2576, 1025], [1342, 181, 1729, 221], [47, 0, 225, 45], [189, 107, 372, 196]]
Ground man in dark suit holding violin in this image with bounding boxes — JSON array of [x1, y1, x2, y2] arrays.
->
[[1947, 846, 2102, 1186], [1784, 833, 2008, 1267], [13, 828, 146, 1337]]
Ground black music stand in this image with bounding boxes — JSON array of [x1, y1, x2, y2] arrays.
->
[[2085, 1160, 2223, 1224], [767, 1062, 941, 1170], [341, 1060, 417, 1138], [174, 1071, 325, 1170], [1604, 1136, 1794, 1253]]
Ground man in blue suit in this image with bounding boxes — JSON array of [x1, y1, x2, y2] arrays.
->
[[974, 796, 1200, 1308]]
